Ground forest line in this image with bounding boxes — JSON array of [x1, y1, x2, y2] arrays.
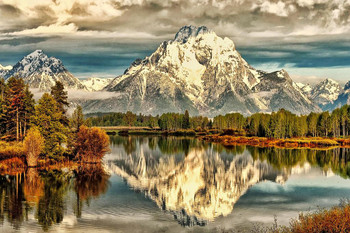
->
[[87, 105, 350, 139]]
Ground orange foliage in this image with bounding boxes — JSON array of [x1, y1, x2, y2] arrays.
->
[[0, 157, 25, 174], [276, 203, 350, 233], [201, 135, 343, 149], [75, 126, 110, 163]]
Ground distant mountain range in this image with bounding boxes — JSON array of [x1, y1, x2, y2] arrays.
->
[[0, 25, 348, 116]]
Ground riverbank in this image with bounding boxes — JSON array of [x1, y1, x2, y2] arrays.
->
[[200, 135, 350, 149], [104, 128, 199, 136]]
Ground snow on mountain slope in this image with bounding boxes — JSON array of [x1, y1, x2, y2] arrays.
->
[[324, 80, 350, 111], [81, 77, 113, 91], [0, 64, 12, 71], [0, 64, 12, 79], [84, 25, 320, 116], [310, 78, 341, 108], [2, 50, 86, 91], [296, 82, 312, 97]]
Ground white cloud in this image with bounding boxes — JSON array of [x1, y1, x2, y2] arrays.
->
[[259, 1, 289, 17], [10, 23, 78, 35], [1, 0, 350, 40]]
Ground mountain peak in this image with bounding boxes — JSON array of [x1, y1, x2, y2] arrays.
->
[[322, 78, 337, 84], [173, 25, 213, 43], [26, 49, 46, 58], [2, 50, 86, 91]]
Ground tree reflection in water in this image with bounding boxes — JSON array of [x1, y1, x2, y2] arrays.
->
[[0, 164, 110, 231], [36, 170, 71, 231], [73, 164, 110, 218], [0, 173, 29, 230], [23, 168, 44, 205]]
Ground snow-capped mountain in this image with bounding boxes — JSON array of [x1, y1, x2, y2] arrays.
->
[[0, 50, 86, 91], [85, 25, 319, 116], [81, 77, 113, 91], [0, 64, 12, 79], [309, 78, 341, 108], [296, 82, 312, 97], [326, 80, 350, 110]]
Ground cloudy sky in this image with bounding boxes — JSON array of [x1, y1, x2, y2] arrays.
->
[[0, 0, 350, 84]]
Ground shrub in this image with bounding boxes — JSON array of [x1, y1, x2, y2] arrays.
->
[[272, 202, 350, 233], [23, 127, 44, 167], [75, 126, 110, 163]]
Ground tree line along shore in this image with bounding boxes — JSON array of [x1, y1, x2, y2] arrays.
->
[[0, 77, 109, 169], [86, 105, 350, 148]]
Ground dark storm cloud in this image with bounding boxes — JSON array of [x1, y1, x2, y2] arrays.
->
[[0, 4, 21, 17]]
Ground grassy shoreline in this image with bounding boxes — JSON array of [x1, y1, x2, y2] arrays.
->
[[200, 135, 350, 149]]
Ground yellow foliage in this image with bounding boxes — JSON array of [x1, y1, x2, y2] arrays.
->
[[0, 141, 24, 158], [23, 127, 44, 167]]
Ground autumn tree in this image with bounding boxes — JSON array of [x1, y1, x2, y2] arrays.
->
[[6, 77, 26, 141], [75, 126, 110, 163], [23, 127, 44, 167]]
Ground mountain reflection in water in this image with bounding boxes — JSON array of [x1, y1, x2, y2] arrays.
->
[[1, 136, 350, 232], [106, 136, 350, 227]]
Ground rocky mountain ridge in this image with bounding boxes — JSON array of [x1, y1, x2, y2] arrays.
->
[[0, 50, 86, 91], [86, 25, 320, 116]]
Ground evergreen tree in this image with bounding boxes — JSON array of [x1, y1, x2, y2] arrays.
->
[[307, 112, 319, 137], [22, 85, 35, 137], [70, 105, 85, 131], [123, 111, 136, 126], [31, 93, 67, 159], [50, 81, 69, 126], [0, 78, 7, 136], [183, 110, 190, 129]]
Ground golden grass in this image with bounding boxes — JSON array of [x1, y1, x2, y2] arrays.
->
[[200, 135, 344, 149]]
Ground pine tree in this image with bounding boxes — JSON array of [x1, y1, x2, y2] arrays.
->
[[31, 93, 67, 159], [70, 105, 85, 131], [6, 77, 26, 141], [123, 111, 136, 126], [182, 110, 190, 129], [22, 85, 35, 137], [51, 81, 69, 126], [0, 78, 7, 137]]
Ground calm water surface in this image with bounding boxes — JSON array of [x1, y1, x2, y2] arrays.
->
[[2, 136, 350, 232]]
